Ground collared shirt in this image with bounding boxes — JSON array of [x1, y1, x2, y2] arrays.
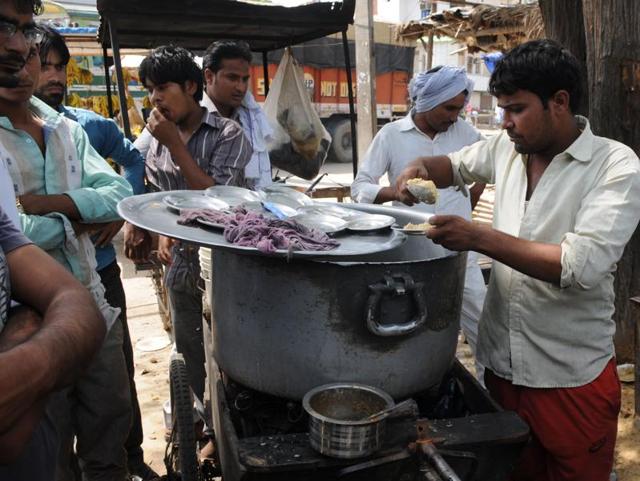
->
[[351, 112, 483, 219], [146, 107, 252, 289], [202, 93, 272, 189], [59, 105, 145, 271], [350, 111, 487, 337], [0, 97, 132, 329], [146, 107, 251, 191], [449, 116, 640, 388]]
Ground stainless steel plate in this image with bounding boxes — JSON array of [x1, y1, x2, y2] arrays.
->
[[261, 184, 313, 208], [205, 185, 262, 206], [118, 192, 407, 259], [391, 225, 431, 236], [347, 214, 395, 232], [292, 213, 348, 234], [297, 203, 365, 221], [163, 191, 230, 213]]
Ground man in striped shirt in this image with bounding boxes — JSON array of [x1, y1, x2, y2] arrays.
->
[[134, 45, 252, 404]]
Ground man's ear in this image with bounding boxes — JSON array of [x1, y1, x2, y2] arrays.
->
[[185, 80, 198, 97], [549, 90, 572, 116], [204, 68, 215, 86]]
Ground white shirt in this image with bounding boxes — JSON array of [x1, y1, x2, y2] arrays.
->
[[351, 113, 483, 220], [351, 113, 487, 346], [450, 116, 640, 388]]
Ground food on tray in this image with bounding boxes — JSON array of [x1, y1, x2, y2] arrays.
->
[[177, 207, 339, 254], [406, 178, 438, 204], [403, 221, 432, 231]]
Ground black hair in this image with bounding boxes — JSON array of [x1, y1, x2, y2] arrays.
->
[[37, 23, 70, 66], [489, 39, 582, 113], [13, 0, 43, 15], [202, 40, 252, 73], [139, 45, 203, 102]]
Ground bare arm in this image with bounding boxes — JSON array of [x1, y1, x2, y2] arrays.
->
[[18, 193, 81, 219], [427, 215, 562, 284], [469, 182, 487, 211], [0, 244, 106, 436]]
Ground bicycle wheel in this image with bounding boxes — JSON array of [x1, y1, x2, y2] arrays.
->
[[170, 354, 199, 481]]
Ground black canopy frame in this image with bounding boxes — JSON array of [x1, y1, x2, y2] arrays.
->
[[97, 0, 359, 175]]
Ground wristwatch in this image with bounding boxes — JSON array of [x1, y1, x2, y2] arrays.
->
[[15, 195, 24, 214]]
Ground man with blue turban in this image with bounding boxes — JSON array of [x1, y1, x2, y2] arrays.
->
[[351, 65, 487, 381]]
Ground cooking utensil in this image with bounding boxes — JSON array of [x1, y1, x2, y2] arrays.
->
[[347, 213, 395, 232], [365, 398, 419, 422], [162, 191, 230, 213], [291, 212, 348, 234], [303, 383, 419, 459], [205, 185, 262, 206], [303, 383, 394, 459]]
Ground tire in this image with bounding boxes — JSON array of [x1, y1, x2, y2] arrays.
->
[[170, 355, 199, 481], [326, 118, 354, 164]]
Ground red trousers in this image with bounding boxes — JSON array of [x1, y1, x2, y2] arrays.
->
[[485, 359, 620, 481]]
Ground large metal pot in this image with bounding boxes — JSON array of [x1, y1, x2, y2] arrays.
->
[[206, 204, 467, 400]]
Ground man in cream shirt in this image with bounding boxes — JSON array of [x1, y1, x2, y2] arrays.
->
[[352, 65, 487, 381], [396, 40, 640, 481]]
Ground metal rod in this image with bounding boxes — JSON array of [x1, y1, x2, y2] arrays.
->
[[102, 45, 114, 119], [262, 51, 270, 97], [108, 18, 133, 140], [341, 29, 357, 177]]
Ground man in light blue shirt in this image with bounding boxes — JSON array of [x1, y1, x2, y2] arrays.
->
[[33, 25, 156, 481]]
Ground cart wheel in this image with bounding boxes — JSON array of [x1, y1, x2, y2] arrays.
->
[[170, 355, 199, 481]]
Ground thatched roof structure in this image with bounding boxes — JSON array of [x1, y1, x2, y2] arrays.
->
[[397, 4, 544, 53]]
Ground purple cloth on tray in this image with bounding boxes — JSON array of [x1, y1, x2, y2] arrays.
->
[[178, 207, 339, 254]]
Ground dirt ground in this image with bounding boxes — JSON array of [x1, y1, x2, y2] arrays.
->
[[120, 253, 640, 479]]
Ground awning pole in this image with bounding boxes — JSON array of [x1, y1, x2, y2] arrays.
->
[[342, 29, 358, 177], [108, 18, 133, 140], [262, 51, 270, 97], [102, 45, 114, 119]]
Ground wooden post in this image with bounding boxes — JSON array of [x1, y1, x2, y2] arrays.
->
[[354, 0, 377, 164], [426, 1, 437, 70]]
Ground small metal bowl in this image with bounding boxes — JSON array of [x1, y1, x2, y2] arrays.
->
[[303, 383, 394, 459], [291, 213, 348, 234], [346, 214, 395, 232]]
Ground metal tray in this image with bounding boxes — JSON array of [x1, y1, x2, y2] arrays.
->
[[205, 185, 262, 206], [163, 191, 230, 213], [118, 192, 407, 259], [291, 213, 348, 234], [346, 213, 395, 232]]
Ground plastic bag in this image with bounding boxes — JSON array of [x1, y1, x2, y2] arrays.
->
[[264, 49, 331, 180]]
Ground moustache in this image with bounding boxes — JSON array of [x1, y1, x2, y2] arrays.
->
[[0, 53, 27, 71], [44, 82, 65, 90]]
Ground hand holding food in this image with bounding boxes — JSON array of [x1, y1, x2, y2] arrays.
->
[[406, 178, 438, 204]]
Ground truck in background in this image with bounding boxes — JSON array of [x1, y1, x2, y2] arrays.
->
[[251, 23, 415, 163]]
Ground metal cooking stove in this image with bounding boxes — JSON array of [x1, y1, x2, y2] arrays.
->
[[207, 356, 529, 481]]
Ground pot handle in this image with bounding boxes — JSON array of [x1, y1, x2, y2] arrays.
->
[[366, 274, 428, 337]]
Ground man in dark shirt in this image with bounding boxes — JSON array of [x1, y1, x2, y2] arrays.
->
[[128, 46, 251, 406], [0, 209, 105, 478]]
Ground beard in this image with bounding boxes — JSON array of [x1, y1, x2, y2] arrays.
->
[[34, 85, 65, 108]]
